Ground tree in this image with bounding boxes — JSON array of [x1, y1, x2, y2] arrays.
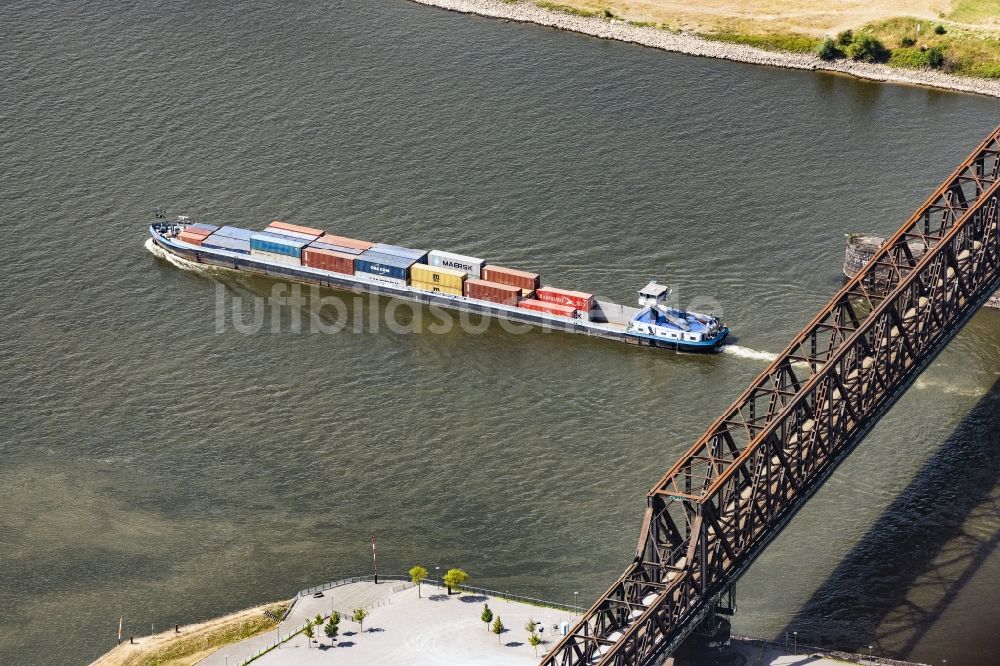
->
[[835, 29, 853, 47], [330, 611, 341, 626], [524, 618, 538, 633], [352, 607, 370, 633], [409, 565, 429, 597], [443, 568, 468, 594], [302, 620, 314, 648], [324, 618, 339, 646], [847, 34, 889, 63], [816, 37, 841, 61], [529, 631, 542, 657], [314, 613, 323, 626], [480, 603, 493, 630], [492, 616, 505, 644]]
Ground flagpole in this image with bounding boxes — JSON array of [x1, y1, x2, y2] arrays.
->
[[370, 535, 378, 584]]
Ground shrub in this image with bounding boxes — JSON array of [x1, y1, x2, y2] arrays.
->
[[603, 8, 614, 18], [836, 30, 854, 46], [900, 36, 915, 47], [816, 37, 842, 60], [926, 46, 946, 68], [848, 35, 890, 63], [934, 24, 947, 35]]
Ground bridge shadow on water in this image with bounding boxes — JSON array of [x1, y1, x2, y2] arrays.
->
[[778, 377, 1000, 660]]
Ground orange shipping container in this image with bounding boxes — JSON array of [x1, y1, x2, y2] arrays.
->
[[177, 230, 206, 245], [464, 278, 520, 306], [269, 220, 326, 237], [518, 298, 577, 318], [535, 286, 594, 312], [481, 265, 540, 291], [302, 247, 355, 275], [318, 234, 375, 252]]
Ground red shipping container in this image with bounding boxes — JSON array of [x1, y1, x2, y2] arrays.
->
[[464, 278, 520, 306], [482, 265, 540, 291], [302, 247, 355, 275], [319, 234, 374, 252], [535, 286, 594, 312], [519, 298, 577, 318], [177, 230, 206, 245], [269, 220, 326, 237]]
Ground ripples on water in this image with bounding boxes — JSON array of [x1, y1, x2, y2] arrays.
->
[[2, 2, 1000, 664]]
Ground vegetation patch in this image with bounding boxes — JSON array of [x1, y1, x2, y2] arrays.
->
[[858, 17, 1000, 77], [700, 31, 821, 54], [533, 1, 601, 18]]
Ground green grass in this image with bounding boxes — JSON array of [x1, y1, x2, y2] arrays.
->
[[860, 17, 1000, 77], [949, 0, 1000, 24], [700, 31, 821, 54], [533, 1, 600, 18]]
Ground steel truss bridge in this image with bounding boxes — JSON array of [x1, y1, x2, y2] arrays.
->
[[541, 125, 1000, 666]]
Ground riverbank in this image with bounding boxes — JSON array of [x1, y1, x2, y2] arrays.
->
[[409, 0, 1000, 98]]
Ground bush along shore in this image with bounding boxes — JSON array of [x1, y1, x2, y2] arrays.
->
[[409, 0, 1000, 98]]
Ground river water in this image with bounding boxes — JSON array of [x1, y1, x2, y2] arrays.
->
[[1, 1, 998, 664]]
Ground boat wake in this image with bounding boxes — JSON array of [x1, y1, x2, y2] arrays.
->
[[722, 345, 778, 363], [145, 238, 225, 277]]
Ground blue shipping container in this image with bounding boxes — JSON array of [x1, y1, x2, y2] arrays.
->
[[214, 226, 255, 241], [371, 243, 428, 263], [308, 241, 363, 255], [250, 232, 307, 257], [189, 223, 220, 233], [202, 236, 251, 254], [355, 251, 416, 280]]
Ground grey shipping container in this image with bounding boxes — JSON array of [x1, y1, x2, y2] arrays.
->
[[214, 226, 255, 241], [309, 241, 364, 255], [371, 243, 428, 263], [202, 235, 251, 254]]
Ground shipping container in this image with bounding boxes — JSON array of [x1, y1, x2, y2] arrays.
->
[[535, 287, 595, 312], [202, 235, 251, 254], [355, 251, 417, 281], [464, 278, 520, 306], [264, 226, 323, 242], [427, 250, 485, 278], [482, 265, 541, 291], [372, 243, 428, 263], [411, 280, 463, 297], [188, 223, 219, 234], [319, 234, 374, 252], [250, 248, 302, 265], [181, 227, 213, 238], [213, 226, 255, 241], [353, 272, 408, 289], [250, 232, 307, 257], [308, 241, 364, 256], [302, 247, 355, 275], [410, 263, 466, 291], [177, 230, 206, 246], [267, 220, 326, 237], [519, 298, 577, 318]]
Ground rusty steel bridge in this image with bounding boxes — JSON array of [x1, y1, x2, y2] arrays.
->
[[541, 125, 1000, 666]]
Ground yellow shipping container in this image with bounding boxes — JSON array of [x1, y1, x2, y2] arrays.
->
[[410, 263, 466, 291], [411, 279, 463, 296]]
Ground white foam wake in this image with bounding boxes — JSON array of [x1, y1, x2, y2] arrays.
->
[[722, 345, 778, 362], [144, 237, 223, 276]]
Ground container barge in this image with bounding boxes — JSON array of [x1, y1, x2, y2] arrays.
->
[[149, 213, 729, 351]]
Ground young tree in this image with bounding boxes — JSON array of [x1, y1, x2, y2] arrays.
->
[[409, 565, 429, 598], [442, 568, 468, 594], [314, 613, 323, 626], [529, 631, 542, 657], [302, 620, 314, 648], [480, 603, 493, 630], [324, 618, 339, 646], [352, 607, 370, 633], [524, 618, 537, 633], [492, 616, 505, 644], [330, 611, 341, 626]]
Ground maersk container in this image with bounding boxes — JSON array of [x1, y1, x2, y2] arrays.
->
[[427, 250, 485, 278], [250, 232, 307, 258], [410, 263, 466, 291], [371, 243, 428, 263], [355, 251, 415, 281], [202, 235, 251, 254], [308, 241, 364, 256], [319, 234, 374, 252], [188, 223, 219, 234], [268, 220, 325, 237], [214, 226, 255, 241]]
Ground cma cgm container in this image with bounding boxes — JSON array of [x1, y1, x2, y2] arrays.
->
[[319, 234, 374, 252], [482, 265, 541, 292], [372, 243, 428, 264], [309, 241, 364, 256], [535, 286, 594, 312], [427, 250, 485, 278], [202, 235, 251, 254], [302, 247, 355, 275], [519, 298, 577, 318], [214, 226, 255, 241], [354, 251, 415, 288], [411, 264, 466, 291], [465, 279, 520, 306], [268, 220, 325, 237]]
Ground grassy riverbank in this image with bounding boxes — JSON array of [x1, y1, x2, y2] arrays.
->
[[527, 0, 1000, 78], [89, 601, 289, 666]]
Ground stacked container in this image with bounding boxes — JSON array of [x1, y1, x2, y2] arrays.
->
[[464, 278, 520, 306], [354, 251, 416, 288], [250, 232, 307, 265], [372, 243, 428, 264], [535, 287, 594, 312], [519, 298, 577, 318], [411, 264, 465, 296], [202, 234, 251, 254], [319, 234, 374, 252], [177, 224, 217, 246], [427, 250, 485, 278], [267, 220, 325, 237], [302, 247, 355, 275], [482, 265, 541, 298]]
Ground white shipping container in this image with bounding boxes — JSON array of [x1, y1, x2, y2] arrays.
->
[[250, 249, 302, 266], [427, 250, 485, 278], [353, 272, 407, 289]]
